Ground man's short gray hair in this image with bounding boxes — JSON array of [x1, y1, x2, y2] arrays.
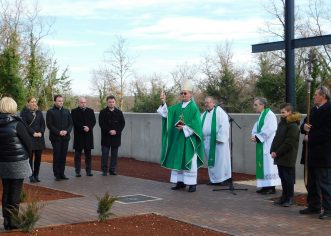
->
[[254, 97, 268, 106], [317, 86, 330, 101]]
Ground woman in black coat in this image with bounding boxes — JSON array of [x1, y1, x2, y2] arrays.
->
[[20, 97, 45, 183], [0, 97, 32, 230]]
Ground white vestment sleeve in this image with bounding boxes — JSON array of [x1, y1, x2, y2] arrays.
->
[[251, 122, 258, 136], [216, 108, 230, 143], [157, 104, 168, 118], [183, 125, 194, 137], [254, 112, 277, 143]]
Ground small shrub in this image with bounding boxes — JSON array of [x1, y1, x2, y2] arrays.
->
[[20, 189, 27, 203], [96, 192, 117, 222], [10, 201, 44, 232]]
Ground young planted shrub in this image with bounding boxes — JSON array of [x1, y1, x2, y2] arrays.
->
[[96, 192, 117, 222], [10, 201, 44, 232], [20, 189, 27, 203]]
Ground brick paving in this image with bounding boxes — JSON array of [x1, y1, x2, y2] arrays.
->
[[1, 162, 331, 235]]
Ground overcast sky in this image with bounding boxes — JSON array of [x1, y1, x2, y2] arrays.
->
[[29, 0, 319, 95]]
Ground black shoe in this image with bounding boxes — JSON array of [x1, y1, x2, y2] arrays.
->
[[281, 199, 294, 207], [4, 225, 18, 230], [274, 197, 286, 205], [261, 188, 276, 195], [60, 175, 69, 180], [171, 182, 186, 190], [102, 172, 107, 176], [76, 173, 82, 177], [34, 176, 41, 182], [55, 176, 61, 181], [256, 188, 267, 194], [109, 171, 117, 175], [299, 207, 321, 215], [207, 182, 223, 186], [319, 213, 331, 220], [86, 173, 93, 176], [29, 175, 36, 183], [188, 185, 196, 192]]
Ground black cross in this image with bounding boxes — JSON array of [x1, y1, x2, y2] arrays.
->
[[252, 0, 331, 108]]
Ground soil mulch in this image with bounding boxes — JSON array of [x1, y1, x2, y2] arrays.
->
[[1, 213, 229, 236], [0, 183, 82, 202], [41, 149, 255, 184]]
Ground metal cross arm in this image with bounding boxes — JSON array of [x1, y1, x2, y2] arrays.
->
[[250, 0, 331, 108], [252, 34, 331, 53]]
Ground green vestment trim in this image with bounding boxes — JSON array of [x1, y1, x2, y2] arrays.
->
[[256, 108, 270, 179], [160, 100, 204, 170], [201, 107, 217, 167]]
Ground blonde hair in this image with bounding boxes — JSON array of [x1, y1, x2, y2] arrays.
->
[[0, 97, 18, 114]]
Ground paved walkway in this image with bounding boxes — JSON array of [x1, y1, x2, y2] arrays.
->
[[1, 163, 331, 235]]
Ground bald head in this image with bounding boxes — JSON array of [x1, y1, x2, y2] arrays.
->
[[78, 97, 87, 109]]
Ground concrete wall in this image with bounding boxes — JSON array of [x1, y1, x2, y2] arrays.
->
[[43, 112, 305, 178]]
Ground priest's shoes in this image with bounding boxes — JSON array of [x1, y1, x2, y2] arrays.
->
[[171, 182, 186, 190], [319, 213, 331, 220], [188, 185, 196, 192]]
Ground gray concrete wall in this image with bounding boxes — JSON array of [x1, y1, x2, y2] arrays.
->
[[43, 112, 305, 178]]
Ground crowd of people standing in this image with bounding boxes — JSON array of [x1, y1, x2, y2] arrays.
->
[[1, 83, 331, 230]]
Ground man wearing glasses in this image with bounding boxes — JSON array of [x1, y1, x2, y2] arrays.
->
[[157, 79, 204, 192]]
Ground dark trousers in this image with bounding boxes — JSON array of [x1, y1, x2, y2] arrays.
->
[[29, 150, 42, 177], [51, 140, 69, 178], [101, 146, 118, 173], [74, 149, 92, 174], [2, 179, 24, 228], [277, 165, 295, 201], [306, 167, 331, 213]]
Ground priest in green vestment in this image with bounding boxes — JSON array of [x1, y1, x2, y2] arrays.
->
[[157, 79, 204, 193], [201, 96, 231, 185], [251, 97, 281, 194]]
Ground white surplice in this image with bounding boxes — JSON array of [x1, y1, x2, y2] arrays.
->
[[251, 110, 281, 187], [202, 106, 232, 183], [157, 101, 197, 185]]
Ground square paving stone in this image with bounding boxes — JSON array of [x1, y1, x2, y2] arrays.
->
[[116, 194, 162, 204]]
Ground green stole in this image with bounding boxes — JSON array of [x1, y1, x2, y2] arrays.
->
[[160, 100, 204, 170], [201, 107, 217, 167], [256, 108, 270, 179]]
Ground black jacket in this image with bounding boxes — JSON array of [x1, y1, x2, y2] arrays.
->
[[71, 107, 96, 150], [0, 114, 32, 162], [20, 107, 46, 150], [99, 107, 125, 147], [270, 113, 301, 167], [46, 105, 73, 142], [300, 102, 331, 168]]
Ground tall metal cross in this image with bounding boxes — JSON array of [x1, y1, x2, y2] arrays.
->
[[252, 0, 331, 108]]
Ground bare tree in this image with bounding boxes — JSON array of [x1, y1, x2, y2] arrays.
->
[[104, 35, 133, 110], [170, 63, 200, 95], [90, 65, 120, 109]]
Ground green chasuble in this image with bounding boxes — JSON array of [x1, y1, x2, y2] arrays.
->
[[255, 108, 270, 179], [160, 100, 204, 171]]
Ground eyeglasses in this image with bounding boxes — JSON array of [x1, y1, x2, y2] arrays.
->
[[180, 92, 188, 95]]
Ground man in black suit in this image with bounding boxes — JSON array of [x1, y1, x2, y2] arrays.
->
[[300, 86, 331, 219], [46, 95, 73, 181], [99, 95, 125, 176], [71, 97, 96, 177]]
